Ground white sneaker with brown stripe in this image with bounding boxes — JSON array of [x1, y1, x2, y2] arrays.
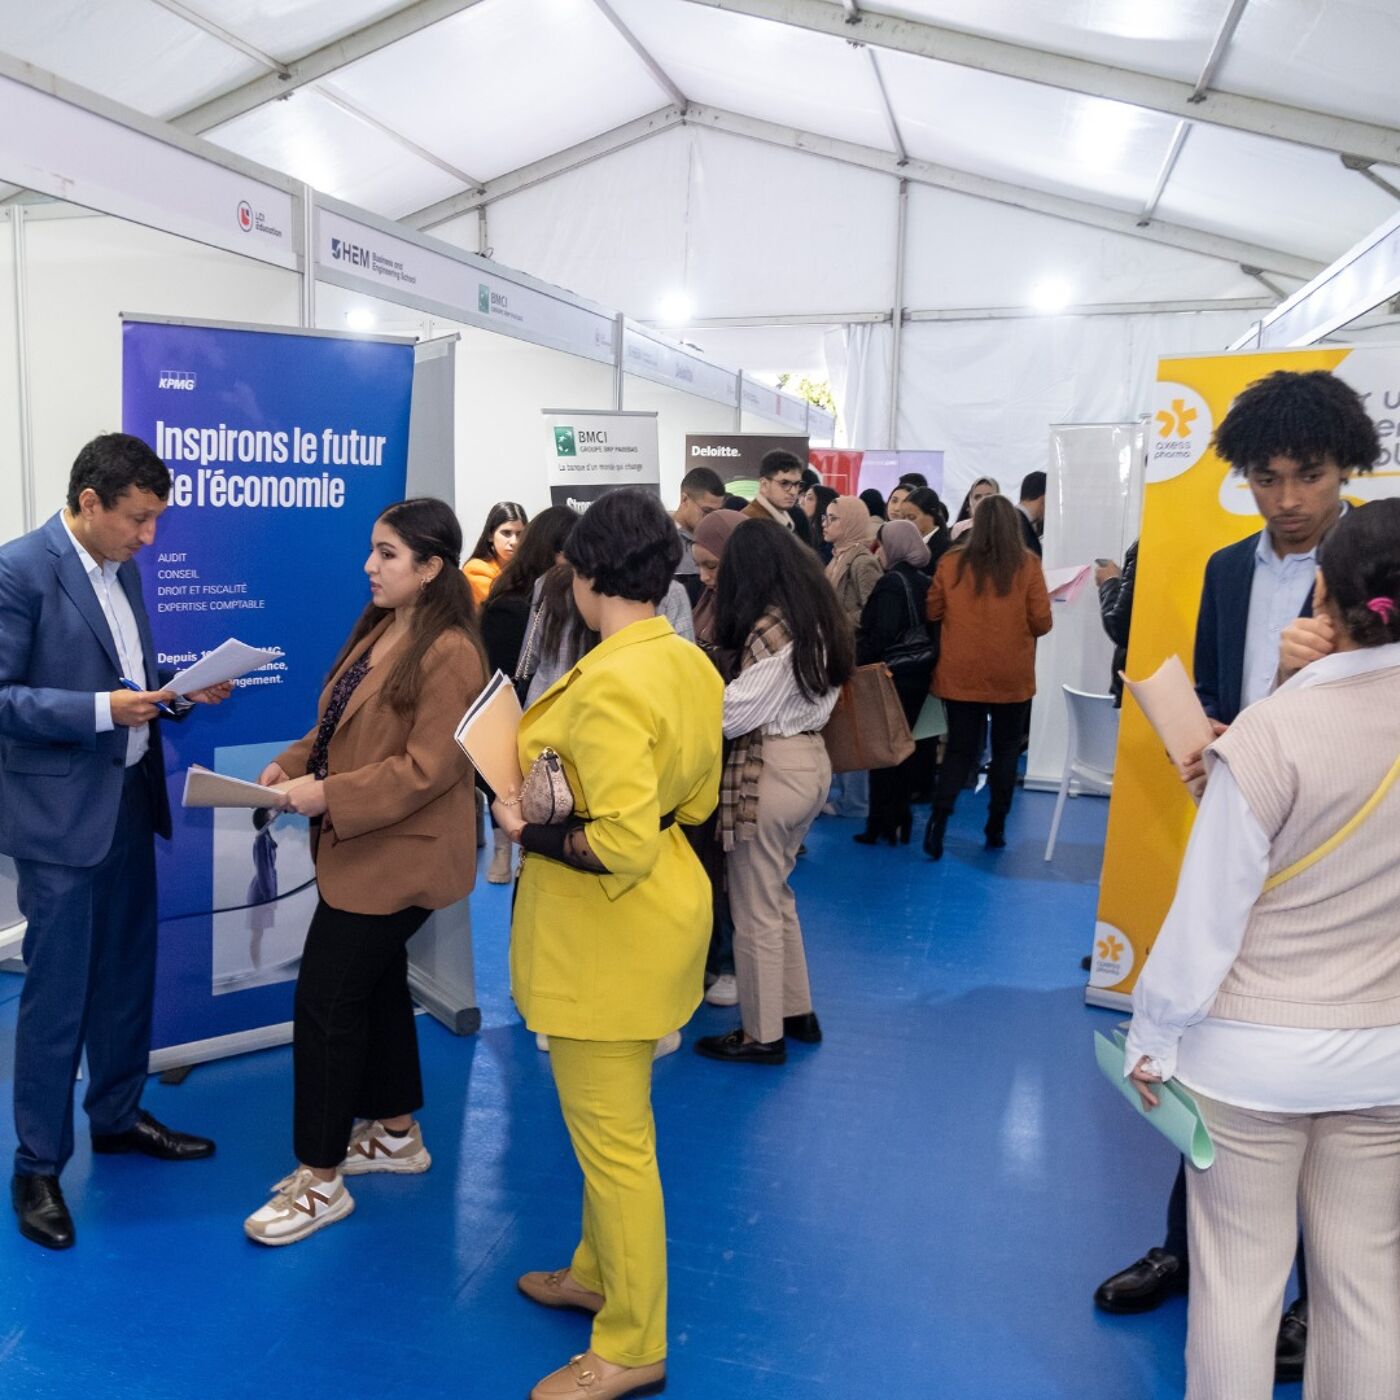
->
[[339, 1119, 432, 1176], [244, 1167, 354, 1246]]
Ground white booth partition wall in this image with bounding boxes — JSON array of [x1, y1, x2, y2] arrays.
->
[[1025, 422, 1146, 791], [22, 205, 302, 512], [453, 330, 615, 536], [624, 377, 737, 505], [0, 212, 22, 549]]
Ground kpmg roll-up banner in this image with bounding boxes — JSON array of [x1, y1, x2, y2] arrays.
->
[[683, 432, 809, 500], [543, 409, 660, 509], [123, 317, 413, 1063], [1090, 346, 1400, 1009]]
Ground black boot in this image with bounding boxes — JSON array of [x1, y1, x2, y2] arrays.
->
[[984, 819, 1006, 850], [923, 812, 948, 860]]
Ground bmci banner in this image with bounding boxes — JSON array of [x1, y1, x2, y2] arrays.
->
[[683, 432, 809, 500], [1090, 346, 1400, 1007], [123, 319, 413, 1059], [544, 409, 660, 510]]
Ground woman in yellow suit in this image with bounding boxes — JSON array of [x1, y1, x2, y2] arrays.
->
[[493, 488, 724, 1400]]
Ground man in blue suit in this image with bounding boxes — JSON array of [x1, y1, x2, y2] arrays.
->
[[1093, 370, 1380, 1382], [0, 434, 231, 1250]]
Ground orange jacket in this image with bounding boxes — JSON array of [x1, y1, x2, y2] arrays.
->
[[927, 550, 1052, 703]]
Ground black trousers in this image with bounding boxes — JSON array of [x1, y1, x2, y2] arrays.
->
[[293, 898, 430, 1169], [867, 674, 929, 837], [1163, 1157, 1309, 1302], [934, 699, 1031, 826]]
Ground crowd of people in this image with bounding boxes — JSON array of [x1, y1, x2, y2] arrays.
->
[[3, 365, 1397, 1400]]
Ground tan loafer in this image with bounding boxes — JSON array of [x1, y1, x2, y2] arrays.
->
[[529, 1351, 665, 1399], [517, 1268, 605, 1315]]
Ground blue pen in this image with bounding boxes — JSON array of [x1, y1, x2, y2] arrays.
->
[[119, 676, 177, 718]]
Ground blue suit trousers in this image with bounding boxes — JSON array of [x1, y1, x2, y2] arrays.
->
[[12, 767, 158, 1177]]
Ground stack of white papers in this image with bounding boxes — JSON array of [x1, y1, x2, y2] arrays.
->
[[168, 639, 282, 697], [182, 765, 306, 810]]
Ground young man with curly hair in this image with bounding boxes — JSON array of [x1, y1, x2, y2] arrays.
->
[[1093, 369, 1381, 1384]]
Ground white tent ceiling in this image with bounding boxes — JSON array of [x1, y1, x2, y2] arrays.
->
[[2, 0, 1396, 259]]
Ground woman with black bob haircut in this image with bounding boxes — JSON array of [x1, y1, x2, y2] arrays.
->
[[464, 500, 529, 604], [245, 497, 485, 1247], [493, 488, 724, 1400], [695, 522, 853, 1066], [1123, 497, 1400, 1398]]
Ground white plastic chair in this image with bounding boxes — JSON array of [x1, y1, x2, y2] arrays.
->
[[1043, 686, 1119, 862]]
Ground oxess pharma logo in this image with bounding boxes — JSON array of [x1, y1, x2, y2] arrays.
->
[[554, 426, 577, 457], [237, 201, 253, 232], [1147, 381, 1212, 483], [1088, 921, 1135, 989]]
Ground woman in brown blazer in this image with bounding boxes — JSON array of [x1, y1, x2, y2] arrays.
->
[[924, 494, 1051, 860], [243, 497, 484, 1246]]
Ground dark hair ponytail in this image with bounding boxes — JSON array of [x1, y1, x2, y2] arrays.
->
[[329, 497, 481, 714], [1319, 499, 1400, 647]]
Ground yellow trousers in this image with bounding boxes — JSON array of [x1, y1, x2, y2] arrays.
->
[[548, 1037, 667, 1368]]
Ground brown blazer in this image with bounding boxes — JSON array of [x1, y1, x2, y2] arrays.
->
[[927, 550, 1052, 704], [277, 618, 484, 916], [741, 497, 793, 527]]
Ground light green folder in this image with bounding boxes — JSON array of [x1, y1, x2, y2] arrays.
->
[[1094, 1029, 1215, 1169], [911, 694, 947, 741]]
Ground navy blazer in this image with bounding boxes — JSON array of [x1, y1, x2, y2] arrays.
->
[[1192, 530, 1314, 726], [0, 512, 172, 867]]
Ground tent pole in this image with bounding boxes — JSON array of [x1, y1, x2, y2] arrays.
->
[[11, 209, 35, 532], [888, 177, 908, 450]]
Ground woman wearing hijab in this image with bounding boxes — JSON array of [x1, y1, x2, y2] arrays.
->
[[690, 509, 745, 655], [823, 495, 883, 621], [950, 478, 1000, 541], [854, 520, 934, 845], [822, 495, 883, 821]]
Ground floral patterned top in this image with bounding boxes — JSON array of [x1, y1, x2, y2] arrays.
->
[[306, 650, 372, 781]]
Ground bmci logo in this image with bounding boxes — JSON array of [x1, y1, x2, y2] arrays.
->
[[554, 426, 577, 458], [158, 370, 197, 391]]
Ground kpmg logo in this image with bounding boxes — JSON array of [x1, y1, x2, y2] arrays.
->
[[158, 370, 197, 391], [330, 236, 373, 267], [237, 201, 253, 232]]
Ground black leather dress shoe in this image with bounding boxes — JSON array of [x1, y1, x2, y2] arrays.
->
[[694, 1029, 786, 1065], [1093, 1248, 1188, 1313], [92, 1110, 215, 1161], [12, 1173, 75, 1250], [783, 1013, 822, 1044], [1275, 1299, 1307, 1384]]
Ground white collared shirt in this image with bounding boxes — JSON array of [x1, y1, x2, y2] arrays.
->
[[1125, 641, 1400, 1112], [61, 515, 150, 767], [1240, 525, 1329, 711]]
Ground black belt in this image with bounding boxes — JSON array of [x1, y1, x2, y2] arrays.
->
[[660, 811, 677, 832]]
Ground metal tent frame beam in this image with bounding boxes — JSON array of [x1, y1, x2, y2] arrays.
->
[[170, 0, 492, 134], [676, 0, 1400, 166], [685, 105, 1323, 279], [404, 102, 1321, 278]]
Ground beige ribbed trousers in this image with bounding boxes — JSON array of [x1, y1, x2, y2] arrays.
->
[[1186, 1091, 1400, 1400], [728, 734, 830, 1045]]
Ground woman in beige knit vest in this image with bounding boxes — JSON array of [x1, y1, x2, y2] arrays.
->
[[1124, 498, 1400, 1400]]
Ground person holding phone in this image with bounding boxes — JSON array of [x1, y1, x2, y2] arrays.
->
[[243, 497, 484, 1247], [0, 434, 231, 1251]]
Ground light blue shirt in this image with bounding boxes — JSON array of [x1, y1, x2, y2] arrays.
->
[[61, 515, 150, 767], [1239, 529, 1319, 711]]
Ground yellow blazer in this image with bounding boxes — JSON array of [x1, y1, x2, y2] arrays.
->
[[510, 615, 724, 1040]]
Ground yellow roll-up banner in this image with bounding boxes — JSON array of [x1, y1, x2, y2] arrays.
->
[[1088, 346, 1400, 1006]]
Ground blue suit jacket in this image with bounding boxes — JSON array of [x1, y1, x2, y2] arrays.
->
[[1192, 530, 1315, 727], [0, 512, 172, 867]]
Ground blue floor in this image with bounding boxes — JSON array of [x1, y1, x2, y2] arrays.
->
[[0, 790, 1249, 1398]]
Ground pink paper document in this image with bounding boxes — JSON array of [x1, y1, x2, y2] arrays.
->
[[1123, 655, 1217, 797]]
